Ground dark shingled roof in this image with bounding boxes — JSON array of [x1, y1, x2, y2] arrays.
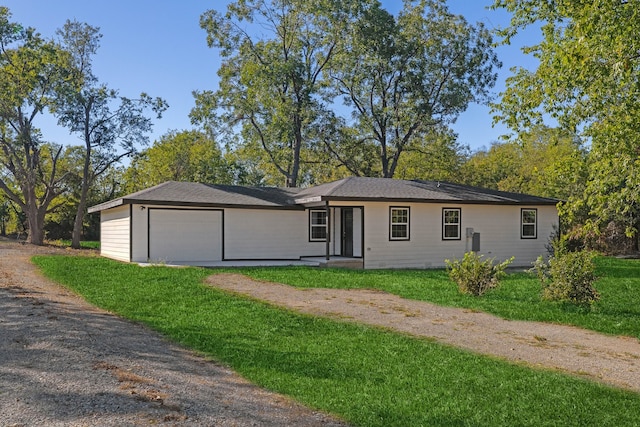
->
[[294, 177, 559, 205], [88, 181, 302, 213], [89, 177, 558, 213]]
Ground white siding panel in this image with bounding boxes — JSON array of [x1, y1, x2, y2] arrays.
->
[[148, 209, 222, 263], [100, 206, 130, 262], [224, 209, 325, 259], [352, 207, 363, 257], [332, 201, 558, 269], [131, 204, 148, 263]]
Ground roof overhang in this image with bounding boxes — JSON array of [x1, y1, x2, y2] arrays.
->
[[88, 198, 125, 213], [298, 196, 559, 206], [294, 196, 323, 205], [88, 198, 305, 213]]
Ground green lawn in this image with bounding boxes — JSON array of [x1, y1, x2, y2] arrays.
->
[[33, 255, 640, 427], [222, 257, 640, 339], [46, 239, 100, 249]]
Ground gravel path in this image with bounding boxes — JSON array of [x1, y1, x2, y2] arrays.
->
[[206, 273, 640, 393], [0, 239, 347, 426]]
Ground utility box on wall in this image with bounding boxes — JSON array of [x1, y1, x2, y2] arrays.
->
[[472, 232, 480, 252], [466, 227, 474, 238]]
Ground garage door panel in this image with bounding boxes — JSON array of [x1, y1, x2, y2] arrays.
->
[[149, 209, 222, 263]]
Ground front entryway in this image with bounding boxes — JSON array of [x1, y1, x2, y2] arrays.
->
[[341, 208, 354, 257]]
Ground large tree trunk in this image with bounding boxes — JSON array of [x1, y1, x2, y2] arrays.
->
[[71, 147, 92, 249], [25, 200, 46, 246], [71, 191, 88, 249], [289, 117, 303, 188]]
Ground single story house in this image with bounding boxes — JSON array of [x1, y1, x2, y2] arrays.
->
[[88, 177, 559, 269]]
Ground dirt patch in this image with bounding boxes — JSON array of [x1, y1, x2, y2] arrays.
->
[[206, 273, 640, 392], [0, 239, 346, 426]]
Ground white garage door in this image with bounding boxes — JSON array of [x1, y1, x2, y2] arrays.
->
[[149, 209, 222, 263]]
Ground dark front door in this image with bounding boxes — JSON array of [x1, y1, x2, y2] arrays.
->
[[341, 208, 353, 257]]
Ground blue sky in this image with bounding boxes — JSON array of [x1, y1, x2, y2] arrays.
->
[[4, 0, 540, 152]]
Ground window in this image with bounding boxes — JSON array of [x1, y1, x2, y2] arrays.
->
[[309, 209, 327, 241], [443, 208, 461, 240], [521, 208, 537, 239], [389, 207, 410, 240]]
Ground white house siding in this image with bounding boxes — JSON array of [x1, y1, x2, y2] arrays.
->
[[352, 208, 363, 257], [129, 205, 327, 263], [131, 204, 148, 262], [224, 208, 328, 259], [100, 205, 130, 262], [465, 205, 557, 266], [331, 201, 558, 269]]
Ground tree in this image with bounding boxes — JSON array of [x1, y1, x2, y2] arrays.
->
[[492, 0, 640, 245], [461, 126, 587, 200], [54, 20, 167, 248], [0, 8, 73, 245], [192, 0, 366, 187], [326, 0, 500, 178], [393, 127, 469, 182], [123, 130, 238, 192], [0, 194, 9, 235], [44, 148, 125, 241]]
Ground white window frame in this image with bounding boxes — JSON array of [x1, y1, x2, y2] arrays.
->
[[309, 209, 327, 241], [442, 208, 461, 240], [521, 208, 537, 239], [389, 207, 410, 241]]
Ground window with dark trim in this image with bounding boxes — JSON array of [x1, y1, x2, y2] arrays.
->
[[521, 208, 537, 239], [442, 208, 461, 240], [309, 209, 327, 241], [390, 207, 410, 240]]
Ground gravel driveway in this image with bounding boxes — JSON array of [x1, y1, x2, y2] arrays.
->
[[206, 273, 640, 393], [0, 239, 346, 426]]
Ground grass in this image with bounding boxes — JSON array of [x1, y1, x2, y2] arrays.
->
[[46, 239, 100, 249], [33, 255, 640, 427], [222, 257, 640, 339]]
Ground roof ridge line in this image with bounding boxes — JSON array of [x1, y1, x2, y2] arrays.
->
[[326, 176, 354, 196]]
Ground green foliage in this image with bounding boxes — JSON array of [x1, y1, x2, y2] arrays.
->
[[46, 239, 99, 249], [55, 19, 167, 248], [123, 130, 238, 192], [33, 255, 640, 426], [393, 128, 470, 181], [0, 11, 158, 246], [492, 0, 640, 248], [194, 0, 500, 184], [461, 125, 587, 200], [327, 0, 500, 178], [193, 0, 357, 186], [0, 8, 74, 244], [0, 196, 19, 235], [446, 252, 513, 296], [532, 249, 600, 306]]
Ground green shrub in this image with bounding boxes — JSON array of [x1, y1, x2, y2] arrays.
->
[[531, 250, 600, 305], [445, 252, 513, 296]]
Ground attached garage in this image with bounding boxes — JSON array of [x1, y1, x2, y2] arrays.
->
[[147, 208, 222, 264]]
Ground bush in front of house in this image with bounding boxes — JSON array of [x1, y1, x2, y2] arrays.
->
[[446, 252, 513, 296], [531, 248, 600, 305]]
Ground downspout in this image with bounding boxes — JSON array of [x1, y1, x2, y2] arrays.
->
[[326, 201, 330, 261]]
